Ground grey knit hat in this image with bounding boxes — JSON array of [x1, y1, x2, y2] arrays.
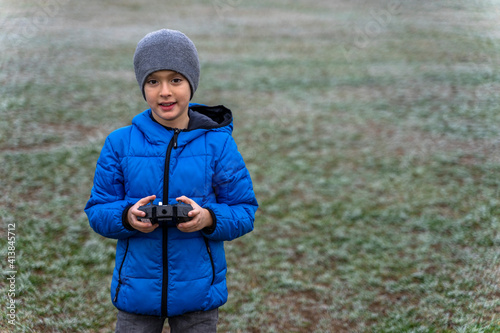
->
[[133, 29, 200, 100]]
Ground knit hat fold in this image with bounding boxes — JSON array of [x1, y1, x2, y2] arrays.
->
[[134, 29, 200, 100]]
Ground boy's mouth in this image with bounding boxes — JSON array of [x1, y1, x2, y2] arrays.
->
[[158, 102, 176, 111]]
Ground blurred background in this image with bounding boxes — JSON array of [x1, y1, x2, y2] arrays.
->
[[1, 0, 499, 332]]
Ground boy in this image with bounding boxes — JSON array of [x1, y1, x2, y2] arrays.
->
[[84, 29, 258, 333]]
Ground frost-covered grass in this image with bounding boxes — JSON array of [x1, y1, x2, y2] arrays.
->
[[1, 0, 499, 332]]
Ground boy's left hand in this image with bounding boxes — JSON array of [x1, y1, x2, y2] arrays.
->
[[176, 196, 213, 233]]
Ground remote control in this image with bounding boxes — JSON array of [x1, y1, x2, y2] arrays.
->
[[138, 202, 193, 227]]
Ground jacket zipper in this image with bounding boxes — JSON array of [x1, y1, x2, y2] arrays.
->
[[162, 129, 180, 201], [113, 238, 130, 302], [204, 238, 216, 285], [161, 129, 180, 317]]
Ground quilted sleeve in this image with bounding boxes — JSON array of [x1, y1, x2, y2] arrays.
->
[[84, 133, 138, 239], [203, 135, 258, 241]]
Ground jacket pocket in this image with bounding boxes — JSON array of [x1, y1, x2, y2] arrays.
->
[[114, 238, 130, 302], [204, 238, 215, 285]]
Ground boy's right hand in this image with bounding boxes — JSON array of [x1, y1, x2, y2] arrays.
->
[[127, 195, 159, 233]]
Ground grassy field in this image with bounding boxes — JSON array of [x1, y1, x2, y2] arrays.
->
[[1, 0, 500, 332]]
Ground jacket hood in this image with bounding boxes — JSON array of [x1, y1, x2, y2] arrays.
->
[[188, 103, 233, 131], [132, 103, 233, 146]]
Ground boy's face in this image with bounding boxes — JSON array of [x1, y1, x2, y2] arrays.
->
[[144, 70, 191, 129]]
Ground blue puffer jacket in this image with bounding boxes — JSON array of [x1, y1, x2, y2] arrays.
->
[[84, 104, 258, 317]]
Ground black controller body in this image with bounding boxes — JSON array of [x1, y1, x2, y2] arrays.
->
[[138, 203, 193, 227]]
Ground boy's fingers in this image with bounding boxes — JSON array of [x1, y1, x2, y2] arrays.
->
[[131, 219, 158, 232], [130, 205, 145, 217], [133, 195, 156, 216], [177, 221, 196, 231], [176, 195, 193, 204], [138, 195, 156, 205], [188, 209, 200, 217]]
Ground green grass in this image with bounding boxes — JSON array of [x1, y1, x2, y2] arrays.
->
[[1, 0, 500, 332]]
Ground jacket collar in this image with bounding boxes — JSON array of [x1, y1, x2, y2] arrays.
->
[[132, 104, 233, 145]]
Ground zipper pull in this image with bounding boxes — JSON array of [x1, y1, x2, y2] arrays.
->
[[173, 129, 180, 149]]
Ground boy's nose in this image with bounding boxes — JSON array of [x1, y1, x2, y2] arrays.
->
[[160, 83, 171, 96]]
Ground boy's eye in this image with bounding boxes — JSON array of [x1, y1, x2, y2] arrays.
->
[[147, 79, 158, 85], [171, 78, 182, 83]]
